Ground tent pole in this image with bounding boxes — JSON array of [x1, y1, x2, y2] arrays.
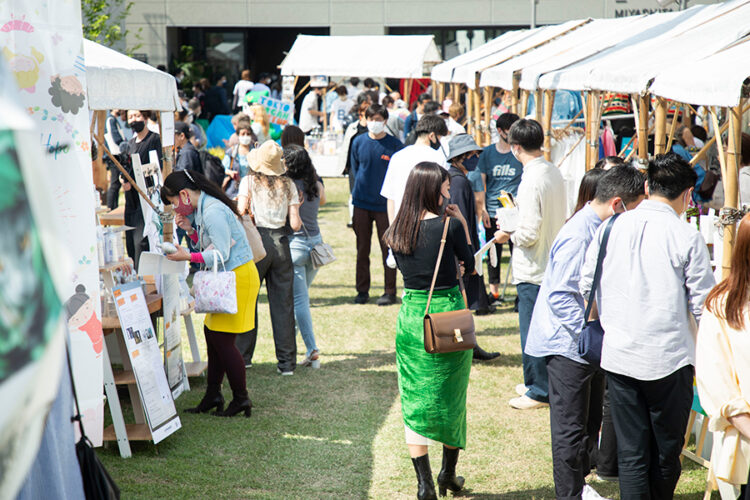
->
[[322, 86, 328, 132], [92, 135, 158, 212], [543, 89, 555, 161], [484, 86, 493, 146], [587, 91, 602, 171], [453, 83, 460, 104], [473, 79, 481, 143], [690, 101, 750, 166], [295, 81, 311, 101], [519, 90, 529, 120], [582, 92, 590, 170], [535, 88, 543, 123], [466, 87, 475, 137], [511, 77, 520, 116], [637, 94, 649, 164], [438, 82, 445, 104], [665, 103, 682, 153], [722, 101, 745, 279], [431, 81, 437, 100], [654, 96, 667, 155], [93, 110, 108, 193]]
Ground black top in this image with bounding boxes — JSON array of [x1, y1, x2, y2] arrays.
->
[[448, 166, 480, 250], [175, 141, 202, 173], [394, 217, 475, 291], [123, 131, 162, 225]]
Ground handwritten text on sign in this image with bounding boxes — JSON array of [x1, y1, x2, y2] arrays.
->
[[257, 96, 294, 126]]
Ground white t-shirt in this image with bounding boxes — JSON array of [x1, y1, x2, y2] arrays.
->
[[239, 175, 300, 229], [299, 91, 320, 133], [233, 80, 255, 104], [380, 144, 449, 218], [330, 98, 354, 130]]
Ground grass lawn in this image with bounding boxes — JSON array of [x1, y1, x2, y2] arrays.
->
[[99, 177, 715, 499]]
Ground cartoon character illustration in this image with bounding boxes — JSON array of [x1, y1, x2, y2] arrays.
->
[[0, 130, 62, 383], [1, 14, 35, 33], [64, 284, 103, 356], [2, 47, 44, 93], [49, 74, 85, 114]]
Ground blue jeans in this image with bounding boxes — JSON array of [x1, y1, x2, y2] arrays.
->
[[517, 282, 549, 403], [289, 233, 322, 357]]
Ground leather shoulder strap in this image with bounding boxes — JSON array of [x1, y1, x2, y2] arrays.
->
[[425, 217, 451, 315], [584, 213, 620, 320]]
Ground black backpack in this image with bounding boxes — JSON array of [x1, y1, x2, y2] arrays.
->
[[198, 150, 226, 187]]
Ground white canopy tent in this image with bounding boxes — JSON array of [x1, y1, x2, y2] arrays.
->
[[430, 29, 532, 83], [280, 35, 441, 79], [451, 19, 589, 89], [650, 36, 750, 108], [537, 0, 750, 94], [84, 39, 181, 112]]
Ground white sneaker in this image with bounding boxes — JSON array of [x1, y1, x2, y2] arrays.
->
[[582, 484, 610, 500], [515, 383, 528, 396], [509, 395, 549, 410], [276, 368, 294, 376]]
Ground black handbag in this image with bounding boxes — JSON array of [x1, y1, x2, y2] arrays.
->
[[578, 214, 619, 366], [65, 344, 121, 500]]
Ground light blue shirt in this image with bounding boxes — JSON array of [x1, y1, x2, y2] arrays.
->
[[192, 193, 252, 270], [525, 204, 602, 364], [579, 199, 715, 380]]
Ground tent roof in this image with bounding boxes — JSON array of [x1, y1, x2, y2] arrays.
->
[[451, 19, 590, 89], [650, 36, 750, 107], [538, 0, 750, 93], [279, 35, 441, 79], [84, 39, 181, 112], [479, 17, 636, 90], [430, 29, 532, 83]]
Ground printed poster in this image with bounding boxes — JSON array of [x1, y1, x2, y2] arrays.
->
[[162, 274, 187, 399], [0, 0, 104, 447], [113, 282, 181, 444]]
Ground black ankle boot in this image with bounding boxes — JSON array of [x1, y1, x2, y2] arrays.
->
[[185, 384, 224, 414], [411, 454, 437, 500], [214, 392, 252, 418], [437, 446, 465, 497], [473, 344, 500, 361]]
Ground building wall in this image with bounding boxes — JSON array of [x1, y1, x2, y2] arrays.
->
[[125, 0, 722, 67]]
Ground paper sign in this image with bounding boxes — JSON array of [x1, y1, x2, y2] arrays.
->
[[496, 206, 520, 233], [160, 111, 174, 147], [112, 282, 180, 444], [473, 239, 495, 277], [138, 251, 187, 276], [247, 95, 294, 126]]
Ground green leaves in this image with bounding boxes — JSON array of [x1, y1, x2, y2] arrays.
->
[[81, 0, 142, 54]]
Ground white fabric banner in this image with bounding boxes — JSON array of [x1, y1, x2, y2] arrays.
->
[[0, 1, 103, 445]]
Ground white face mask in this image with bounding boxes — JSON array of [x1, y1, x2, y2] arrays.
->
[[239, 136, 253, 146], [367, 121, 385, 135], [510, 146, 520, 162]]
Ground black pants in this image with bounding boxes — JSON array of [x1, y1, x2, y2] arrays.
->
[[205, 326, 247, 398], [235, 227, 297, 372], [608, 365, 693, 500], [353, 207, 396, 296], [484, 216, 513, 286], [597, 383, 619, 477], [546, 355, 605, 500], [106, 164, 121, 210]]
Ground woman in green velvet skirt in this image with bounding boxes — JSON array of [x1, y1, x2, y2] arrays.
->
[[384, 161, 477, 500]]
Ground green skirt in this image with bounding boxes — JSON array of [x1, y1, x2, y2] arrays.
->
[[396, 286, 472, 449]]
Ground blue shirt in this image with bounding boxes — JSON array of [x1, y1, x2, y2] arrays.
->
[[192, 193, 252, 270], [477, 144, 523, 214], [525, 204, 603, 364], [350, 133, 404, 212], [467, 169, 484, 193]]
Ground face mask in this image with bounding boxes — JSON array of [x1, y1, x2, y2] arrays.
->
[[131, 120, 145, 133], [239, 136, 253, 146], [175, 193, 194, 216], [498, 132, 509, 143], [430, 137, 441, 151], [462, 156, 479, 171], [367, 121, 385, 135]]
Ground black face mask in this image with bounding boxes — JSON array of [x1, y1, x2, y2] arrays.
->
[[131, 120, 146, 133], [463, 156, 479, 171], [430, 138, 441, 150]]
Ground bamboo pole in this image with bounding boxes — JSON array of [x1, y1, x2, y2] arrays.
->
[[587, 91, 602, 171], [690, 101, 750, 166], [520, 90, 529, 119], [556, 134, 585, 168], [473, 84, 481, 144], [584, 92, 591, 170], [92, 135, 158, 212], [322, 86, 328, 132], [483, 86, 493, 146], [561, 108, 584, 134], [93, 110, 108, 193], [722, 102, 745, 279], [452, 83, 459, 104], [543, 89, 555, 161], [431, 81, 437, 100], [294, 80, 311, 101], [654, 97, 668, 155], [665, 103, 682, 154], [466, 88, 475, 136], [438, 82, 445, 104], [511, 77, 520, 116], [709, 110, 729, 189], [637, 94, 650, 163], [535, 89, 543, 123]]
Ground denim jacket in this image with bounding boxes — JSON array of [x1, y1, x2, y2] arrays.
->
[[192, 193, 252, 270]]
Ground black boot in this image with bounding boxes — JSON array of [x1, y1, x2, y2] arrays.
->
[[472, 344, 500, 361], [185, 384, 224, 414], [411, 454, 437, 500], [437, 446, 465, 497], [214, 391, 252, 418]]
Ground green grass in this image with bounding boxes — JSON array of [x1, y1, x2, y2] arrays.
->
[[99, 177, 716, 499]]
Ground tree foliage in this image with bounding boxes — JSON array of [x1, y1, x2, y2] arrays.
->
[[81, 0, 141, 53]]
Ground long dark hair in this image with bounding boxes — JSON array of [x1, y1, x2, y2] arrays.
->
[[573, 168, 607, 215], [161, 170, 240, 217], [705, 213, 750, 330], [284, 145, 319, 201], [383, 162, 447, 255]]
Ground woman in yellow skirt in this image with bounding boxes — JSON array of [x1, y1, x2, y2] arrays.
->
[[162, 170, 259, 418]]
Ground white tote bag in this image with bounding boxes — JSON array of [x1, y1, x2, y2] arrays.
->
[[192, 250, 237, 314]]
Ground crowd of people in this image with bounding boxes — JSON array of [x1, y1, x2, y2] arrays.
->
[[103, 70, 750, 499]]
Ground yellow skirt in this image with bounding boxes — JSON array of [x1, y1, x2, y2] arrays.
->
[[204, 260, 259, 333]]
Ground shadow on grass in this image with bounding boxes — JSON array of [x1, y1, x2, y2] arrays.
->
[[476, 326, 519, 338], [453, 486, 556, 499], [100, 350, 399, 499]]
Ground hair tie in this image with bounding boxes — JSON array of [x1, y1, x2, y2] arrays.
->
[[184, 170, 195, 184]]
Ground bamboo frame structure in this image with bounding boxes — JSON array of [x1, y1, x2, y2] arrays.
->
[[473, 84, 482, 144], [519, 90, 529, 120], [511, 78, 519, 116], [654, 96, 668, 155], [665, 103, 682, 153], [637, 94, 650, 163], [535, 88, 543, 123], [466, 88, 475, 136], [722, 102, 745, 279], [690, 101, 750, 166], [483, 86, 493, 146], [542, 89, 556, 161]]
